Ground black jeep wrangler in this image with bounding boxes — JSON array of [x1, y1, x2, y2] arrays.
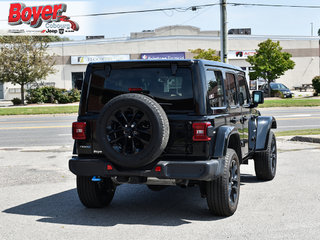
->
[[69, 60, 277, 216]]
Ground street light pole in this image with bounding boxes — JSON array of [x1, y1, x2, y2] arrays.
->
[[220, 0, 228, 63]]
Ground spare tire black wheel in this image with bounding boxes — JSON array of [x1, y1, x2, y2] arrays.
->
[[96, 93, 169, 168]]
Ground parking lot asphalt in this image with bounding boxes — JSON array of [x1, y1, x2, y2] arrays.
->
[[0, 138, 320, 240]]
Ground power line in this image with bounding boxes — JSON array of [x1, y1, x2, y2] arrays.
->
[[0, 3, 219, 21], [71, 3, 220, 18], [1, 2, 320, 21], [70, 2, 320, 18], [228, 2, 320, 9]]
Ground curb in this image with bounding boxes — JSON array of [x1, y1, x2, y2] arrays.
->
[[289, 136, 320, 144]]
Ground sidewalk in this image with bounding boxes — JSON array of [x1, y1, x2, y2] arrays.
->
[[291, 90, 315, 98], [0, 100, 13, 107]]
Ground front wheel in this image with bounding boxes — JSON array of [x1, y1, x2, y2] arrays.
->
[[206, 148, 240, 216], [254, 131, 277, 181], [76, 176, 116, 208]]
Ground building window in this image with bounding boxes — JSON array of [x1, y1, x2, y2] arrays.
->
[[72, 72, 85, 90]]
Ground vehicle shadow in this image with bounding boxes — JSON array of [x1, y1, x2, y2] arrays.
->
[[3, 185, 226, 227], [240, 174, 261, 184]]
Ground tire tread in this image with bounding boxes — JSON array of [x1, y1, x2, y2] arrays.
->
[[254, 131, 277, 181], [77, 176, 115, 208], [206, 148, 240, 216]]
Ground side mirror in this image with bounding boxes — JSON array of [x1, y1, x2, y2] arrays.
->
[[251, 90, 264, 107]]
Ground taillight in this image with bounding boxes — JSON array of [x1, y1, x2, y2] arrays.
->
[[72, 122, 86, 140], [192, 122, 212, 141], [129, 88, 143, 92], [155, 166, 162, 172]]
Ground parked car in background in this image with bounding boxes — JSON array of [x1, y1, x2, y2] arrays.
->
[[260, 82, 293, 98]]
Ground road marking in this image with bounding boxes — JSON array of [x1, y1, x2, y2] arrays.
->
[[274, 114, 312, 118], [277, 125, 320, 128], [0, 125, 70, 130], [276, 116, 320, 121]]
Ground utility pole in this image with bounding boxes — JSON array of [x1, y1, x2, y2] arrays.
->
[[220, 0, 227, 63]]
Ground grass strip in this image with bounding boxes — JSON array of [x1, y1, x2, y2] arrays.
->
[[0, 105, 78, 115], [259, 98, 320, 108], [275, 129, 320, 137], [1, 98, 320, 115]]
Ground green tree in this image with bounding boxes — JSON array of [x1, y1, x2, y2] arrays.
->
[[247, 39, 295, 96], [189, 48, 220, 61], [0, 36, 56, 104]]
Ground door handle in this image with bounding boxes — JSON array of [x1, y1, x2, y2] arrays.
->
[[230, 117, 237, 124], [240, 116, 248, 124]]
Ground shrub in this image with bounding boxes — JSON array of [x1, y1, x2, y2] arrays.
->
[[26, 86, 80, 104], [312, 76, 320, 94], [41, 86, 57, 103], [68, 88, 81, 102], [26, 88, 45, 104], [55, 89, 70, 104], [11, 97, 22, 105]]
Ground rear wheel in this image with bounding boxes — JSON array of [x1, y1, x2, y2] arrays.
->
[[254, 131, 277, 181], [76, 176, 116, 208], [206, 148, 240, 216]]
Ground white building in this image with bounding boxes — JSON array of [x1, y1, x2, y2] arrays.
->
[[1, 25, 319, 100]]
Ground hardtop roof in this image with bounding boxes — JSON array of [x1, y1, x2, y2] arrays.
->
[[88, 59, 243, 72]]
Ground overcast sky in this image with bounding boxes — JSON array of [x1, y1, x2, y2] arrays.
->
[[1, 0, 320, 39]]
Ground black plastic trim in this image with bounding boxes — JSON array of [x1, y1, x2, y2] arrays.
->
[[69, 157, 223, 181]]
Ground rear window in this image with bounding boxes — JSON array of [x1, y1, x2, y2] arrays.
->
[[87, 67, 193, 113]]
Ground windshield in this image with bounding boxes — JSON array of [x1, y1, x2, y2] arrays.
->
[[87, 67, 193, 113], [271, 83, 288, 90]]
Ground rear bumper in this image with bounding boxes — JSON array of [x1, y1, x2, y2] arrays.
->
[[69, 157, 223, 181]]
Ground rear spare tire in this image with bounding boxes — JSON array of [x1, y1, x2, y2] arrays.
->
[[96, 93, 169, 168]]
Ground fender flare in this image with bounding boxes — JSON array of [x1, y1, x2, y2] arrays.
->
[[255, 116, 277, 151], [213, 126, 241, 159]]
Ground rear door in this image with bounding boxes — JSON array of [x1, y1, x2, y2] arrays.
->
[[224, 72, 242, 147], [237, 73, 251, 157]]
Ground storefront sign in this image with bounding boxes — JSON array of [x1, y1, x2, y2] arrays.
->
[[7, 2, 80, 34], [141, 52, 185, 60], [71, 55, 130, 64], [228, 50, 256, 59]]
